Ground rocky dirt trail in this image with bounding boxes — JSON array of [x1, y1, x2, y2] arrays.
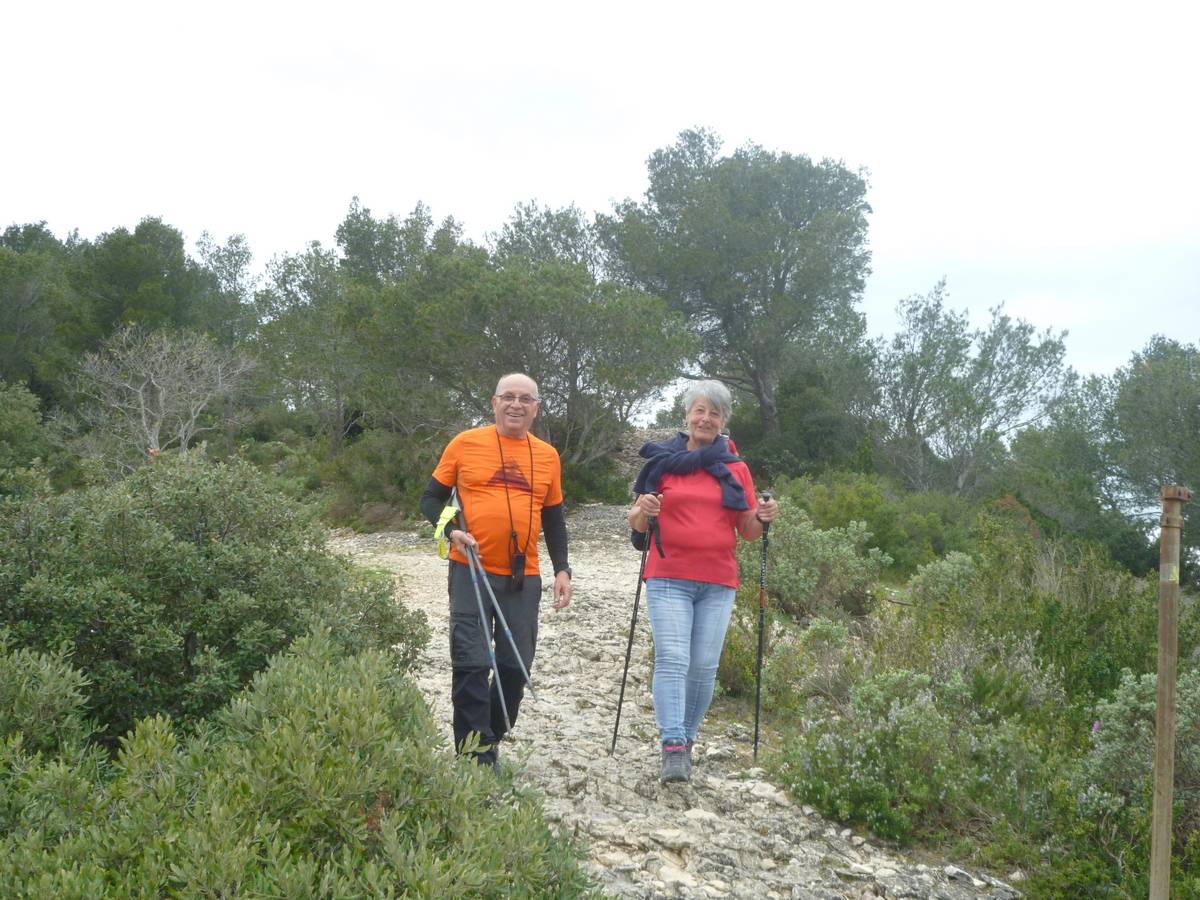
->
[[331, 505, 1023, 900]]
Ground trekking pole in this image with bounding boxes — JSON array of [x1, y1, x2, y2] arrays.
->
[[753, 491, 772, 762], [448, 507, 512, 735], [610, 516, 655, 756], [464, 543, 538, 702], [464, 544, 512, 734]]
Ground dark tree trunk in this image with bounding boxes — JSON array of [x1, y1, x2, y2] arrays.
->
[[753, 373, 779, 434]]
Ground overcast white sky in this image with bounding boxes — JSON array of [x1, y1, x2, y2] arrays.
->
[[6, 0, 1198, 377]]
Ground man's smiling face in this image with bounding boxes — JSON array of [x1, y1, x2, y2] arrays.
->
[[491, 374, 540, 438]]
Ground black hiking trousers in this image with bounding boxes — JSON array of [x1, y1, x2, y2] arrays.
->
[[447, 560, 540, 765]]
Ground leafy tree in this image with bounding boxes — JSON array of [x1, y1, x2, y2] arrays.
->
[[1001, 374, 1153, 572], [193, 231, 258, 345], [255, 245, 374, 450], [71, 218, 211, 336], [1110, 336, 1200, 500], [1, 222, 68, 255], [497, 260, 691, 466], [439, 245, 689, 463], [0, 381, 50, 495], [0, 228, 77, 401], [493, 201, 600, 274], [875, 281, 1068, 495], [489, 203, 692, 463], [1108, 336, 1200, 575], [346, 220, 481, 443], [356, 204, 691, 467], [598, 128, 872, 433], [334, 197, 436, 285], [729, 341, 877, 478]]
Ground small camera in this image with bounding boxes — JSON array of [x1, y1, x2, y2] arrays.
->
[[509, 552, 526, 592]]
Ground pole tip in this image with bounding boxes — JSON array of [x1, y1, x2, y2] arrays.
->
[[1162, 485, 1194, 502]]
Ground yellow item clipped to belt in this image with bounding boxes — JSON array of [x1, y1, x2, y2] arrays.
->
[[434, 490, 460, 560]]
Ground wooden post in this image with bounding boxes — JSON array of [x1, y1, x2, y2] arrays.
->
[[1150, 484, 1192, 899]]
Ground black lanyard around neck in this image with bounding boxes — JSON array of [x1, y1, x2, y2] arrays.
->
[[495, 428, 534, 557]]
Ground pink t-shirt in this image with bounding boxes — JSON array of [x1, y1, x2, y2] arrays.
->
[[643, 462, 758, 588]]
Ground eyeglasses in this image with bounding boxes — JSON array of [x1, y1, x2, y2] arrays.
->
[[495, 393, 540, 406]]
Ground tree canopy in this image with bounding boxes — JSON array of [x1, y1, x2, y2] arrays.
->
[[599, 128, 872, 434]]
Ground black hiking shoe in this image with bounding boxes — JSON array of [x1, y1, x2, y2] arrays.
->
[[660, 742, 691, 783], [471, 746, 499, 774]]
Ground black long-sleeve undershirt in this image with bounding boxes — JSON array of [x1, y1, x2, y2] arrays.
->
[[419, 476, 570, 576]]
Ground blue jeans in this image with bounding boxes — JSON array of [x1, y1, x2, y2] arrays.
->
[[645, 578, 736, 745]]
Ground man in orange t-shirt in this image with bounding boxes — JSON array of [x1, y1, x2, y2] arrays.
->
[[420, 373, 572, 770]]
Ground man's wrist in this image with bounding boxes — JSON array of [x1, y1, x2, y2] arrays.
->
[[556, 566, 572, 579]]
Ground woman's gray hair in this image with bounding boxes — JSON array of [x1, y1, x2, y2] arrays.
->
[[682, 379, 733, 423]]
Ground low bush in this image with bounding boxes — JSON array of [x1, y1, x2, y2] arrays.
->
[[1010, 667, 1200, 897], [773, 669, 1040, 844], [735, 500, 892, 621], [0, 380, 54, 497], [562, 456, 631, 505], [767, 506, 1200, 891], [716, 607, 761, 698], [238, 436, 325, 500], [778, 471, 973, 577], [719, 503, 891, 697], [883, 512, 1194, 715], [320, 428, 437, 530], [0, 454, 429, 744], [0, 630, 93, 756], [762, 617, 860, 717], [0, 631, 594, 897]]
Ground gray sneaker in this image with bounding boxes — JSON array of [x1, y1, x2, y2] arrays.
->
[[660, 742, 691, 783]]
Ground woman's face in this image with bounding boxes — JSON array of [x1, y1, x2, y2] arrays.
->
[[685, 396, 725, 447]]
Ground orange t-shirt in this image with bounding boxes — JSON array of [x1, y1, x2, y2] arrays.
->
[[432, 425, 563, 576]]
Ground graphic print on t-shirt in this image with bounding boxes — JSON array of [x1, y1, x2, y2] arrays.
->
[[486, 461, 532, 492]]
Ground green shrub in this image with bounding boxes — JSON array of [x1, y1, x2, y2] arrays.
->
[[0, 631, 594, 897], [321, 428, 438, 530], [238, 437, 325, 500], [1014, 668, 1200, 897], [0, 381, 52, 497], [774, 669, 1039, 844], [1030, 545, 1165, 703], [735, 500, 892, 621], [1078, 670, 1200, 856], [562, 456, 631, 505], [891, 514, 1192, 711], [907, 551, 977, 607], [0, 455, 428, 744], [0, 631, 93, 756], [716, 608, 762, 698], [779, 471, 973, 576], [762, 617, 859, 718], [720, 502, 890, 696]]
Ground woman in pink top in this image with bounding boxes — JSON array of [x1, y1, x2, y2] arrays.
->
[[628, 380, 780, 783]]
